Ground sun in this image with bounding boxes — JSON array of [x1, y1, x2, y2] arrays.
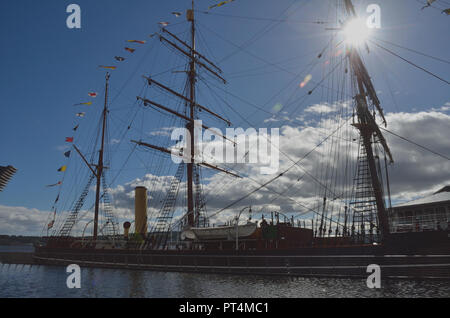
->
[[342, 18, 371, 46]]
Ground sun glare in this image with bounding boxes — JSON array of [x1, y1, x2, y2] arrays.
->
[[343, 18, 371, 46]]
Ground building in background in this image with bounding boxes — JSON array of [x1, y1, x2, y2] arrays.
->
[[390, 186, 450, 233], [0, 165, 17, 192]]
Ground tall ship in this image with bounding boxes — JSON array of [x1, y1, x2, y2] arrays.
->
[[34, 0, 450, 279]]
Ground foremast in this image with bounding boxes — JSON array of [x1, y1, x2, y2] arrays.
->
[[59, 72, 114, 241], [92, 72, 110, 240]]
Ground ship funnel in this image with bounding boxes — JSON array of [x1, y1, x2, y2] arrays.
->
[[134, 186, 148, 236], [123, 221, 131, 239]]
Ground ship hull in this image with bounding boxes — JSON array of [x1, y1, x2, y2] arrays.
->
[[33, 242, 450, 279]]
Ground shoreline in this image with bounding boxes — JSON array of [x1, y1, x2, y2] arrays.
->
[[0, 252, 34, 265]]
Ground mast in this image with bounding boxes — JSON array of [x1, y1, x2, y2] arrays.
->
[[93, 72, 110, 240], [352, 72, 390, 240], [132, 1, 235, 243], [344, 0, 390, 240], [186, 0, 196, 227]]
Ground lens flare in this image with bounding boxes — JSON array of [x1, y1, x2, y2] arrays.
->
[[343, 18, 371, 46], [300, 74, 312, 88], [272, 102, 283, 112]]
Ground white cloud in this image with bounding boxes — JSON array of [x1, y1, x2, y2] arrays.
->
[[55, 145, 70, 152], [0, 205, 51, 236], [105, 109, 450, 225], [429, 102, 450, 112], [304, 101, 350, 114], [148, 126, 179, 137], [2, 108, 449, 236]]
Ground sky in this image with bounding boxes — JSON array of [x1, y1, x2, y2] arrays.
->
[[0, 0, 449, 236]]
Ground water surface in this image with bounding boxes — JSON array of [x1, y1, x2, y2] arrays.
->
[[0, 245, 34, 253], [0, 263, 448, 298]]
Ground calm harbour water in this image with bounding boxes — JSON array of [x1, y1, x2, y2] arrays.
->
[[0, 246, 449, 298]]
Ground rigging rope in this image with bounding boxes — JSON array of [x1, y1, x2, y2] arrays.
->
[[369, 40, 450, 85], [204, 117, 352, 222], [196, 10, 331, 24], [372, 37, 450, 65], [380, 127, 450, 161]]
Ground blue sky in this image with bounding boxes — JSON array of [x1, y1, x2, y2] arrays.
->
[[0, 0, 449, 235]]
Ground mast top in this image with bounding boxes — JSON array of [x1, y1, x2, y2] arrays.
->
[[187, 0, 194, 21]]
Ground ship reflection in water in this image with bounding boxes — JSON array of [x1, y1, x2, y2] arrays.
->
[[0, 264, 448, 298]]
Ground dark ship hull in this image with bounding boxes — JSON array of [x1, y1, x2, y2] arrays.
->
[[33, 230, 450, 279]]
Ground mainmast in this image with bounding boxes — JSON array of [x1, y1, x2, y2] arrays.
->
[[93, 72, 110, 240], [131, 0, 236, 244], [343, 0, 391, 240], [186, 0, 196, 227]]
